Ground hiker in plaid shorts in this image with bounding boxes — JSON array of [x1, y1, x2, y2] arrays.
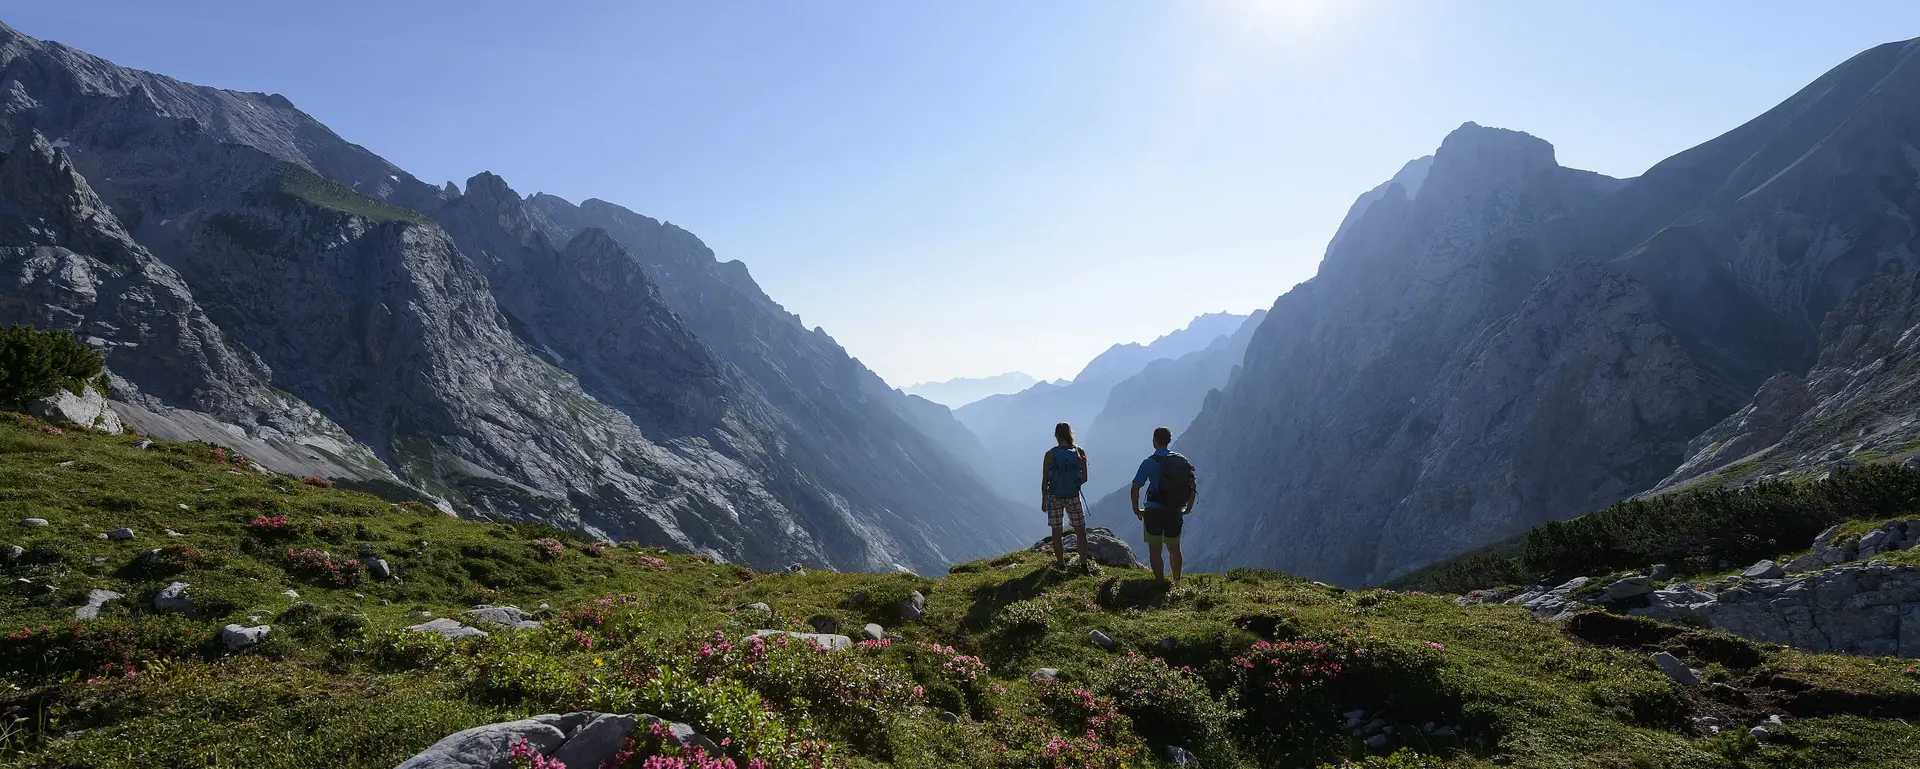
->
[[1041, 422, 1092, 571]]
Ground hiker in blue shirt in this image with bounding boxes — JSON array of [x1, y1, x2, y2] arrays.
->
[[1130, 426, 1197, 583], [1040, 422, 1092, 571]]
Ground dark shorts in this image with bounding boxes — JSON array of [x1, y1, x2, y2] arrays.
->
[[1142, 507, 1183, 545]]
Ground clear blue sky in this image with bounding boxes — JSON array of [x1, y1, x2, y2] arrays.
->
[[12, 2, 1920, 385]]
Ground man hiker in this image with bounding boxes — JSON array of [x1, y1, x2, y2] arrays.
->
[[1041, 422, 1092, 571], [1131, 426, 1197, 583]]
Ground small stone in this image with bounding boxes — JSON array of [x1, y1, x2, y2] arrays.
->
[[1652, 652, 1700, 685], [1156, 636, 1178, 653], [1741, 560, 1784, 580], [165, 529, 183, 537], [863, 623, 885, 641], [352, 593, 365, 600], [175, 504, 189, 511], [154, 581, 195, 613], [1648, 564, 1675, 580], [106, 527, 134, 541], [282, 589, 300, 599], [75, 589, 123, 620], [367, 557, 393, 581], [464, 605, 542, 630], [3, 545, 21, 561], [808, 616, 838, 634], [1166, 745, 1199, 766], [1433, 726, 1456, 737], [841, 591, 868, 608], [381, 599, 392, 606], [56, 460, 75, 468], [937, 711, 959, 724], [538, 603, 549, 611], [92, 556, 106, 563], [787, 563, 805, 574], [738, 602, 771, 613], [1366, 734, 1388, 750], [221, 624, 272, 650], [408, 618, 489, 640], [1364, 717, 1387, 733], [1764, 714, 1786, 726], [135, 439, 154, 450], [666, 721, 722, 757], [96, 534, 109, 541], [1089, 629, 1114, 649], [1032, 668, 1060, 681], [20, 518, 48, 528], [1749, 726, 1772, 740], [749, 630, 851, 649], [1784, 553, 1823, 573], [249, 462, 270, 474]]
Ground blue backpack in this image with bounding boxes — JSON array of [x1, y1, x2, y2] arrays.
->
[[1047, 446, 1086, 498]]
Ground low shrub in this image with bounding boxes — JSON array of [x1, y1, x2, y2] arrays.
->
[[284, 548, 365, 587], [1092, 652, 1234, 752]]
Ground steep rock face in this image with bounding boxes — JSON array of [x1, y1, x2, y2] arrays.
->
[[1657, 270, 1920, 489], [0, 131, 385, 479], [1178, 124, 1628, 584], [1179, 39, 1920, 584], [525, 193, 1032, 564]]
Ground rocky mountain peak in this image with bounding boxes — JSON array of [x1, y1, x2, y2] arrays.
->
[[0, 130, 128, 256], [1422, 122, 1557, 202]]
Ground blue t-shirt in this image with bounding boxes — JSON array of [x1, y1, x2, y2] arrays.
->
[[1132, 448, 1173, 509]]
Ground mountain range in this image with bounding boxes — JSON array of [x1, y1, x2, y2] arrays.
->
[[1167, 37, 1920, 585], [0, 21, 1029, 574], [903, 372, 1038, 408]]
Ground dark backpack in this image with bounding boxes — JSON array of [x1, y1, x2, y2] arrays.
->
[[1150, 452, 1196, 511], [1046, 446, 1086, 498]]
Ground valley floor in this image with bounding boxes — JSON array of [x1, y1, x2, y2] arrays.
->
[[5, 414, 1920, 768]]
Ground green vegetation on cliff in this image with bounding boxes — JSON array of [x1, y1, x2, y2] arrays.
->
[[6, 415, 1920, 768]]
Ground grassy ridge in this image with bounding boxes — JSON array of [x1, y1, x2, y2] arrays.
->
[[5, 414, 1920, 768], [1392, 464, 1920, 594]]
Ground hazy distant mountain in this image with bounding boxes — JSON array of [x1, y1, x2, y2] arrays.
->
[[953, 312, 1253, 502], [904, 372, 1038, 408], [0, 21, 1029, 573], [1171, 36, 1920, 585]]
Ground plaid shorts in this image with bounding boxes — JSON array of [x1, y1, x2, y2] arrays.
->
[[1044, 495, 1085, 530]]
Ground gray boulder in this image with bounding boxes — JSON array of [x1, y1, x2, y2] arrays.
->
[[396, 712, 607, 769], [367, 557, 393, 581], [1516, 576, 1589, 617], [1166, 745, 1199, 766], [19, 518, 48, 528], [1742, 560, 1784, 579], [409, 618, 490, 640], [106, 527, 135, 541], [899, 590, 926, 622], [221, 624, 271, 650], [750, 630, 852, 650], [1031, 527, 1143, 568], [153, 581, 194, 613], [1648, 564, 1675, 581], [651, 717, 722, 758], [808, 616, 838, 634], [27, 385, 121, 434], [548, 713, 638, 769], [4, 544, 21, 562], [463, 605, 542, 630], [737, 602, 771, 613], [1032, 668, 1060, 681], [1089, 629, 1114, 649], [1604, 576, 1653, 600], [1784, 553, 1825, 573], [74, 589, 122, 620], [937, 711, 960, 724], [1652, 651, 1700, 685], [863, 623, 885, 641]]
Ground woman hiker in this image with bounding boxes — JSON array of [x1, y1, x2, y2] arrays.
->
[[1041, 421, 1092, 571]]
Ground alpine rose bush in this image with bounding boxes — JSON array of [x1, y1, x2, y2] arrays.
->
[[1094, 652, 1234, 750], [532, 537, 567, 562], [284, 548, 365, 587]]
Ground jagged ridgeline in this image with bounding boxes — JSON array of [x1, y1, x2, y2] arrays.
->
[[0, 21, 1027, 574], [8, 418, 1920, 768]]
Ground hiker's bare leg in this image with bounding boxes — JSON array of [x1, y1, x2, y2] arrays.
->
[[1074, 521, 1091, 569], [1050, 522, 1066, 567], [1168, 542, 1183, 583], [1147, 541, 1165, 581]]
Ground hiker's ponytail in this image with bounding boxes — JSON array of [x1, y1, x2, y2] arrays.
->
[[1054, 422, 1075, 447]]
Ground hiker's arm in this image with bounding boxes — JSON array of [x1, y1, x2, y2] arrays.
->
[[1184, 481, 1198, 515], [1080, 449, 1088, 486], [1040, 453, 1051, 508], [1129, 484, 1142, 518]]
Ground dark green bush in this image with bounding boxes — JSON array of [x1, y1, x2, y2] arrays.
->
[[0, 323, 104, 410], [1092, 653, 1234, 753], [1400, 463, 1920, 592]]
